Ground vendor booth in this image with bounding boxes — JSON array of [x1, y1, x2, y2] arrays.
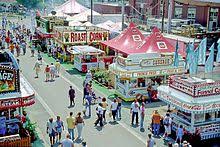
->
[[53, 26, 109, 62], [109, 53, 186, 101], [158, 75, 220, 140], [68, 46, 104, 72], [101, 22, 145, 56], [0, 51, 35, 146], [35, 16, 69, 52]]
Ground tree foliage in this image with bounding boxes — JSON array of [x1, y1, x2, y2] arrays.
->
[[16, 0, 44, 9]]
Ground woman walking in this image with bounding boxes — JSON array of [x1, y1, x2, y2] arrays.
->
[[101, 98, 108, 123], [110, 99, 118, 122], [55, 116, 64, 143], [75, 112, 84, 140]]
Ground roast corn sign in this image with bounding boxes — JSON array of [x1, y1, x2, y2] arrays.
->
[[63, 31, 109, 44]]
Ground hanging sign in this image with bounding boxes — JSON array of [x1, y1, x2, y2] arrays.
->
[[140, 57, 173, 67], [0, 66, 18, 94], [87, 31, 109, 43], [63, 31, 87, 44]]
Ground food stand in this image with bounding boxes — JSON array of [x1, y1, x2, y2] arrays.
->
[[68, 46, 104, 72], [0, 50, 35, 146], [158, 75, 220, 140], [109, 53, 186, 101], [35, 16, 69, 52], [53, 26, 109, 62]]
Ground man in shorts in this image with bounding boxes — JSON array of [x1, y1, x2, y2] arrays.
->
[[46, 118, 57, 146]]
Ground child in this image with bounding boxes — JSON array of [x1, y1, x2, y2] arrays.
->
[[44, 65, 50, 82]]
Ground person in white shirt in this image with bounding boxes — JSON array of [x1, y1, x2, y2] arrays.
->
[[110, 99, 118, 122], [130, 99, 140, 125], [163, 113, 172, 140], [94, 103, 103, 127], [46, 118, 57, 146], [61, 133, 74, 147], [50, 63, 56, 81]]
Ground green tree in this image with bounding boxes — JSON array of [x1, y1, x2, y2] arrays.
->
[[16, 0, 44, 9]]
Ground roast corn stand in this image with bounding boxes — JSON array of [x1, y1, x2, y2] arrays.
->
[[0, 51, 35, 146], [158, 75, 220, 140], [109, 53, 186, 101], [53, 26, 109, 62]]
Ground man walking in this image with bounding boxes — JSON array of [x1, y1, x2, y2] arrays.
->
[[69, 86, 75, 107], [130, 99, 140, 125], [61, 133, 74, 147], [66, 112, 75, 141], [33, 60, 41, 78], [46, 118, 57, 147]]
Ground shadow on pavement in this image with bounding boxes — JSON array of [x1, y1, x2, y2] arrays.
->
[[108, 121, 119, 125], [66, 69, 85, 77], [95, 126, 103, 131], [32, 139, 46, 147]]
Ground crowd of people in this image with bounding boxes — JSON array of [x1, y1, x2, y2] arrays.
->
[[0, 15, 197, 147]]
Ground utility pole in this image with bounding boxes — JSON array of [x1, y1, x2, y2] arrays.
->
[[91, 0, 93, 23], [167, 0, 173, 33], [121, 0, 125, 31], [161, 0, 165, 33]]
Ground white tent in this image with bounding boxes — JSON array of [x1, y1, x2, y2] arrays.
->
[[55, 0, 88, 15], [66, 9, 100, 22], [80, 22, 94, 27], [69, 21, 82, 26]]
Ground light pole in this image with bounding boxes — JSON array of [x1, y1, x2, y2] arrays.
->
[[167, 0, 173, 33], [121, 0, 125, 31], [161, 0, 165, 33], [91, 0, 93, 23]]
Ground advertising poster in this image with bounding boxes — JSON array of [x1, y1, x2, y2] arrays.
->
[[0, 68, 16, 93]]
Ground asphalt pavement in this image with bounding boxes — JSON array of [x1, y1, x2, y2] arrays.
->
[[18, 49, 152, 147]]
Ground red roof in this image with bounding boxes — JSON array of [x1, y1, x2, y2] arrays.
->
[[134, 27, 185, 56], [101, 22, 145, 55]]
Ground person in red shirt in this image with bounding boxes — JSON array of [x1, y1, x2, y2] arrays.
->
[[44, 65, 50, 82]]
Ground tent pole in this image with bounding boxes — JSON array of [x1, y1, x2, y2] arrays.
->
[[121, 0, 125, 31], [91, 0, 93, 23]]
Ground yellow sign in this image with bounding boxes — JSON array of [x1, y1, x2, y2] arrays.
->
[[140, 57, 173, 67]]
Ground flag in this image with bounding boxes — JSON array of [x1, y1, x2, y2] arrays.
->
[[216, 39, 220, 63], [185, 42, 194, 70], [173, 40, 179, 67], [205, 43, 215, 73], [198, 38, 207, 65], [189, 47, 199, 75]]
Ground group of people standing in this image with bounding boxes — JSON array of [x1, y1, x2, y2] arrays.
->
[[33, 59, 61, 81], [47, 111, 85, 147]]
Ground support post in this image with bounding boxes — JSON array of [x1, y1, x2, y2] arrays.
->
[[161, 0, 165, 33], [121, 0, 125, 31], [167, 0, 173, 34], [91, 0, 93, 23]]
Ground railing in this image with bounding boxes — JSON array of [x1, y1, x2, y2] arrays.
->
[[0, 136, 31, 147]]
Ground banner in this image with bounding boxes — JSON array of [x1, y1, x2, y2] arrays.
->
[[189, 47, 199, 75], [216, 39, 220, 63], [198, 38, 207, 65], [185, 42, 194, 70], [173, 40, 179, 67], [205, 44, 215, 73]]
